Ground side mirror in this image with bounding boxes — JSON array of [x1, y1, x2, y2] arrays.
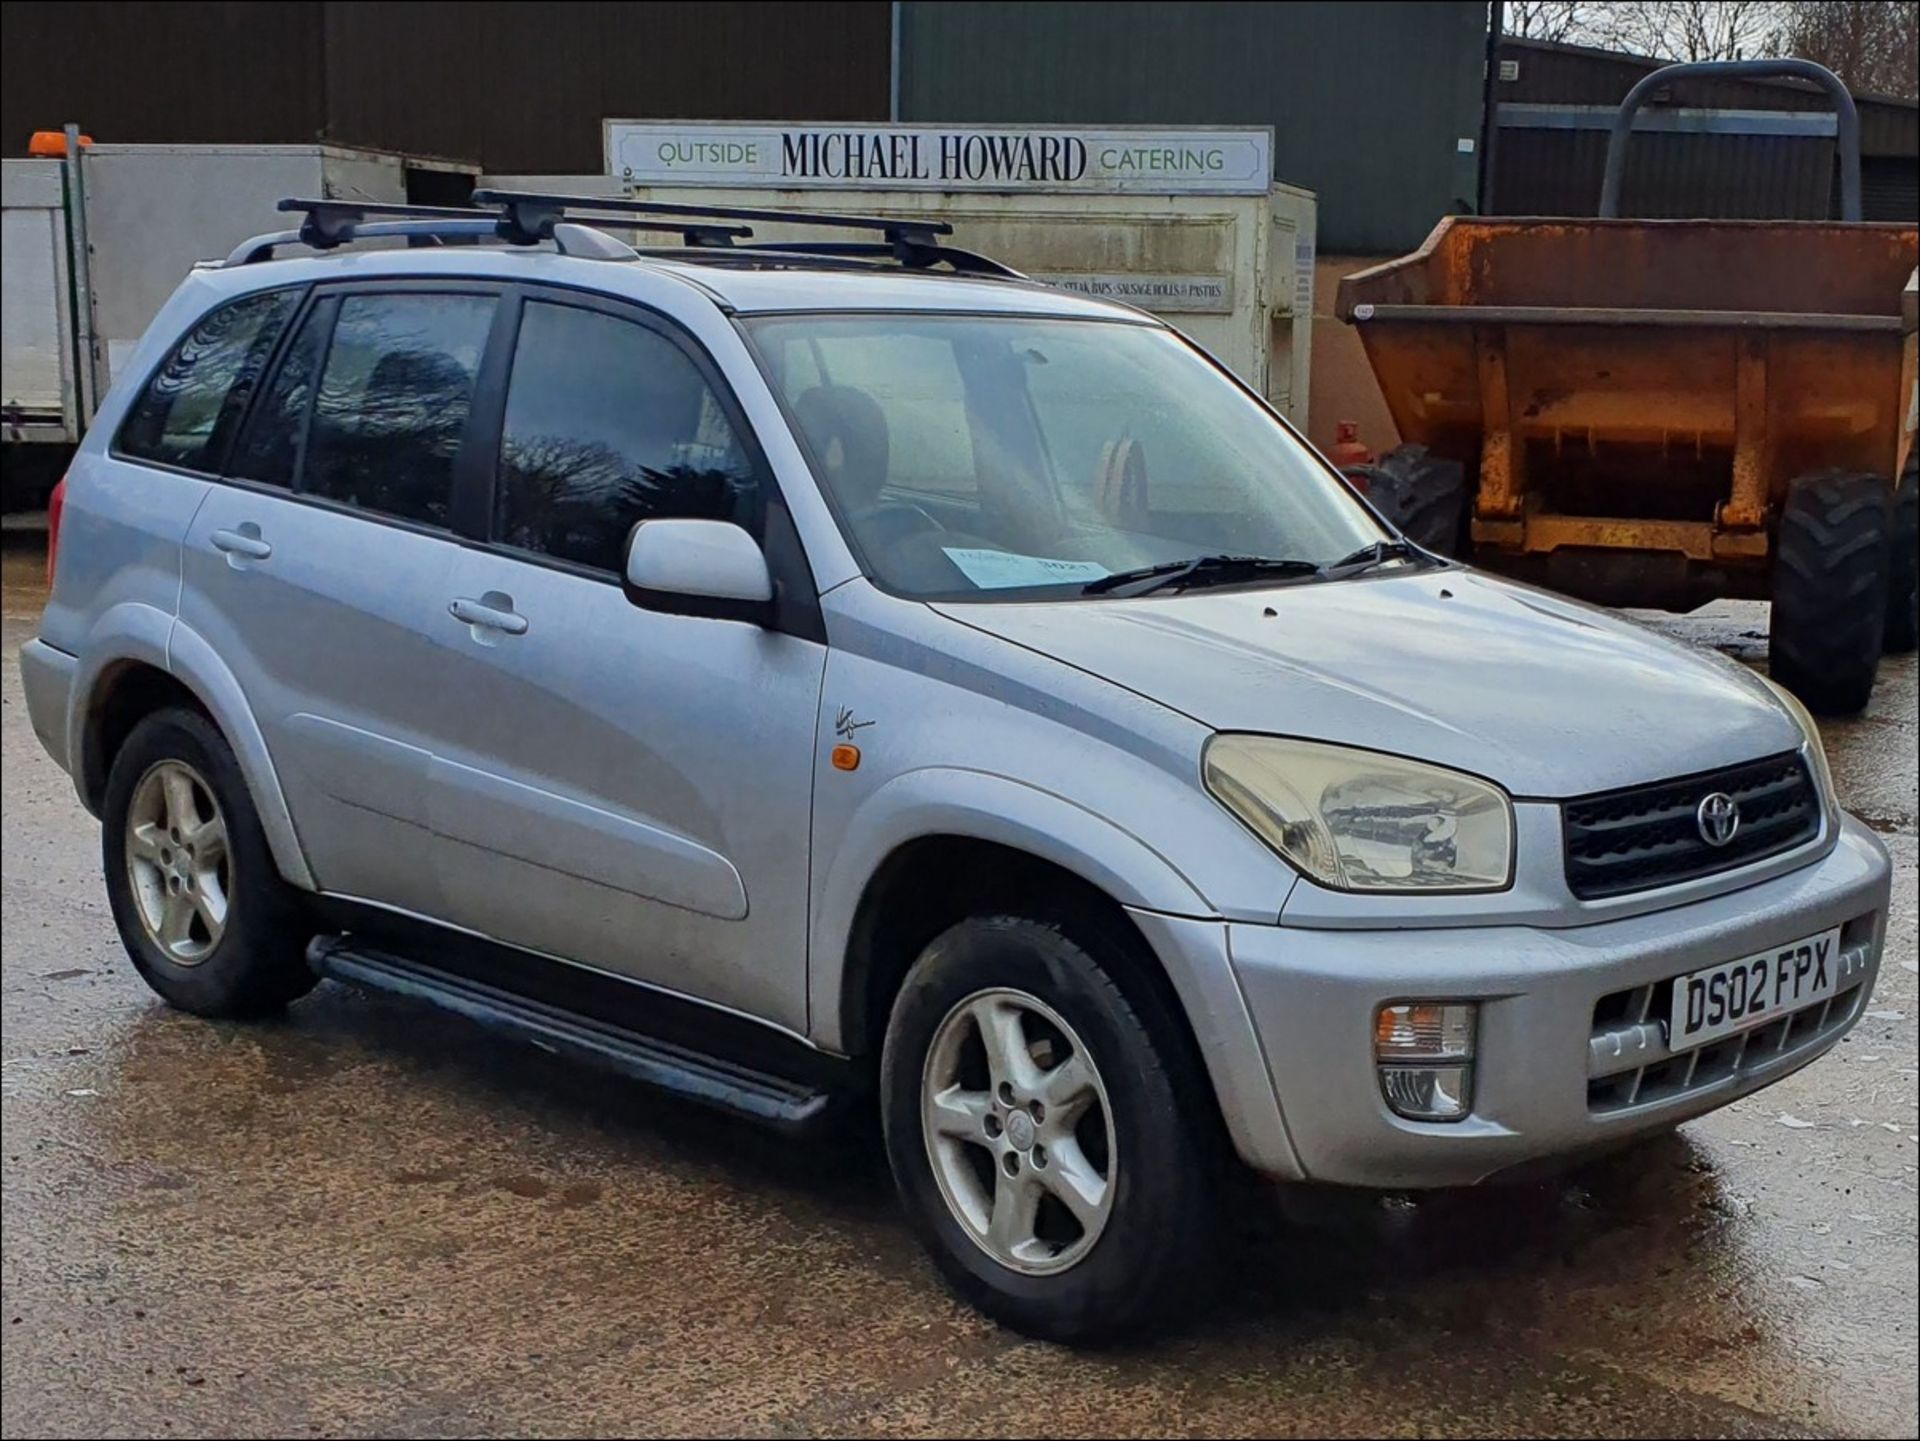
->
[[622, 518, 775, 626]]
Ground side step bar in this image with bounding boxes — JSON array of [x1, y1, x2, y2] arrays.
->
[[306, 937, 840, 1136]]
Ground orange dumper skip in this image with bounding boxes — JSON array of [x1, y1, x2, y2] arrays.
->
[[1339, 58, 1918, 715]]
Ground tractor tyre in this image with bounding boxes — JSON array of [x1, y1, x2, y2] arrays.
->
[[1345, 444, 1468, 556], [1770, 470, 1891, 715]]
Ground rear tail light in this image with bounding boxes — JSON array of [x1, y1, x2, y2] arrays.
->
[[46, 474, 68, 587]]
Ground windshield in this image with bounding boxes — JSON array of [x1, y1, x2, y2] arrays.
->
[[742, 313, 1385, 601]]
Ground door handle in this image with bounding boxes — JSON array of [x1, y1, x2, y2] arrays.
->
[[211, 526, 272, 561], [449, 595, 529, 636]]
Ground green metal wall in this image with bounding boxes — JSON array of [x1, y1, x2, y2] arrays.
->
[[898, 1, 1487, 253]]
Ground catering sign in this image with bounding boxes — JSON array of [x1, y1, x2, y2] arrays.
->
[[606, 122, 1272, 195]]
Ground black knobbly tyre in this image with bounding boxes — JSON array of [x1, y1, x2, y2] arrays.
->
[[1344, 443, 1469, 556], [1769, 470, 1891, 715], [1885, 454, 1917, 654], [879, 913, 1216, 1342], [101, 707, 318, 1017]]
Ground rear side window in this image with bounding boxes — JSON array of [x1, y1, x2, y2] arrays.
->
[[301, 293, 495, 528], [117, 289, 298, 472], [228, 297, 333, 487], [494, 301, 755, 572]]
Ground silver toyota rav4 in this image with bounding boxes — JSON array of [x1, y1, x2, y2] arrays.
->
[[18, 195, 1892, 1341]]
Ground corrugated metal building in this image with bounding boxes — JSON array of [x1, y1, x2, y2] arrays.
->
[[0, 1, 892, 175], [897, 1, 1488, 254], [14, 7, 1910, 236], [890, 0, 1489, 449], [1490, 37, 1919, 222], [3, 0, 1488, 255]]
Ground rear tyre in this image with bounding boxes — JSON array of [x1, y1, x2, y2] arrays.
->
[[880, 914, 1215, 1342], [1769, 470, 1890, 715], [1344, 443, 1468, 556], [101, 707, 318, 1017], [1885, 455, 1918, 653]]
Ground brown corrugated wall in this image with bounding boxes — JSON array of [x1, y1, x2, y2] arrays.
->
[[3, 2, 328, 150], [320, 1, 891, 171], [2, 1, 891, 168]]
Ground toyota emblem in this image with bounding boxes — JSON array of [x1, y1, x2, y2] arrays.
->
[[1696, 792, 1741, 847]]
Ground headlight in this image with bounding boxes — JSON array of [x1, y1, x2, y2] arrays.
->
[[1761, 677, 1840, 824], [1204, 736, 1514, 892]]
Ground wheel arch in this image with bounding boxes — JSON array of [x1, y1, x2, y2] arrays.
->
[[834, 835, 1184, 1059], [810, 768, 1218, 1051], [830, 830, 1299, 1178], [74, 620, 315, 891]]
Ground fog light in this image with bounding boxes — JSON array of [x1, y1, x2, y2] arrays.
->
[[1375, 1002, 1477, 1121], [1378, 1064, 1473, 1120]]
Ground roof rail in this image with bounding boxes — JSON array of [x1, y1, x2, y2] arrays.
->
[[469, 189, 1019, 275]]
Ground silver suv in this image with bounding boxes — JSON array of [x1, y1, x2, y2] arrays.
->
[[18, 195, 1892, 1341]]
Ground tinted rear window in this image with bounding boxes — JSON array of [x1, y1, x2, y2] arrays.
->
[[229, 297, 333, 488], [117, 289, 299, 472], [299, 293, 495, 528]]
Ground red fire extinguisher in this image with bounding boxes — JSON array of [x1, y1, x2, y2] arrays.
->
[[1327, 420, 1374, 492]]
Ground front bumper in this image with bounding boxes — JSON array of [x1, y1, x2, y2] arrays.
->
[[1226, 816, 1891, 1188]]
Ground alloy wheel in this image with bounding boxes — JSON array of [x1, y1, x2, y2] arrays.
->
[[921, 987, 1117, 1275], [124, 759, 231, 965]]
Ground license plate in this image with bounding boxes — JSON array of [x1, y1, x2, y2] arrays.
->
[[1668, 927, 1842, 1052]]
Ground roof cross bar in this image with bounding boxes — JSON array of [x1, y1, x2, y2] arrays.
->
[[228, 217, 506, 267], [512, 206, 750, 248], [471, 188, 956, 248], [468, 193, 749, 248], [276, 197, 497, 249], [737, 240, 1025, 278], [276, 195, 744, 247]]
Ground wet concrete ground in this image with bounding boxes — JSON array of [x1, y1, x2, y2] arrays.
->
[[2, 534, 1915, 1438]]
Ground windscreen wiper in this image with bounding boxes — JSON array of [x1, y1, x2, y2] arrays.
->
[[1082, 553, 1323, 598], [1319, 537, 1427, 578]]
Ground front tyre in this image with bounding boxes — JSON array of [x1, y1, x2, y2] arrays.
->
[[101, 707, 318, 1017], [880, 915, 1214, 1342]]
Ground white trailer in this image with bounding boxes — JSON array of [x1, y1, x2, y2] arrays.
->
[[1, 140, 474, 508], [2, 158, 79, 448]]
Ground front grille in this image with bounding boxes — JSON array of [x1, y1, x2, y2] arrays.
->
[[1562, 752, 1820, 900], [1585, 915, 1877, 1114]]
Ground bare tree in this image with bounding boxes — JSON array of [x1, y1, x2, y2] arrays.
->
[[1578, 0, 1783, 60], [1506, 0, 1591, 41], [1502, 0, 1919, 99], [1776, 0, 1919, 97]]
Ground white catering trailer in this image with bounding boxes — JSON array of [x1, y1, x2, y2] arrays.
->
[[1, 138, 472, 507], [490, 119, 1317, 426], [2, 156, 80, 454]]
